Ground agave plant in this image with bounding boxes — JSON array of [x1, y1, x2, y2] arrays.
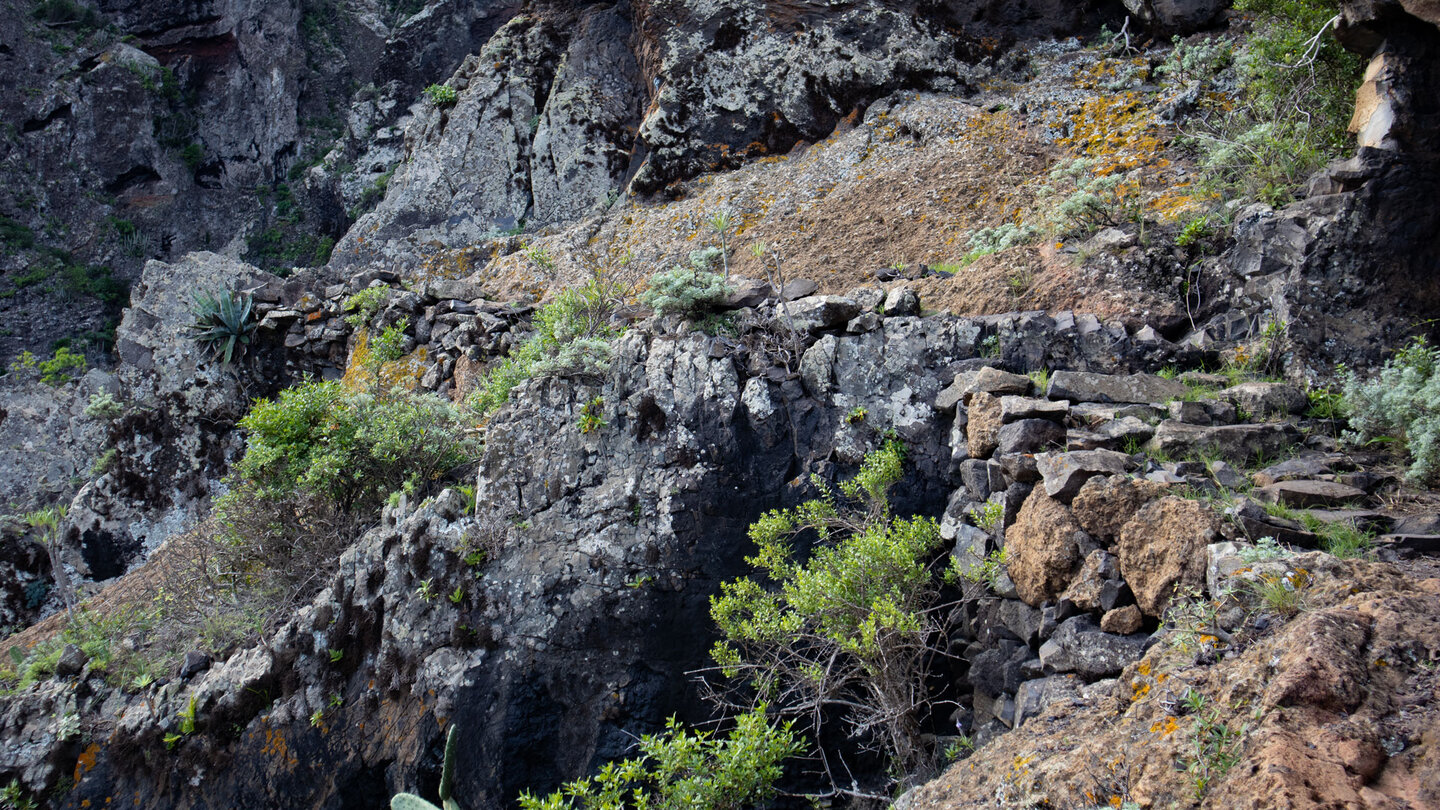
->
[[391, 725, 459, 810], [188, 289, 256, 365]]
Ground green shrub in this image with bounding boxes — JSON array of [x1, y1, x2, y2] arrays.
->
[[37, 347, 87, 386], [1157, 34, 1233, 82], [1342, 337, 1440, 484], [1042, 159, 1140, 238], [962, 223, 1041, 263], [709, 440, 949, 784], [639, 249, 733, 317], [516, 707, 800, 810], [469, 282, 623, 414], [232, 380, 475, 514], [423, 84, 458, 106], [1187, 0, 1361, 206], [187, 289, 256, 365], [343, 286, 389, 328]]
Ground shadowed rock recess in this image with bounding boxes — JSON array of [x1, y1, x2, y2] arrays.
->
[[2, 1, 1440, 809]]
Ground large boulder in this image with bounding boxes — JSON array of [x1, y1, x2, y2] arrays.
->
[[1046, 371, 1188, 404], [1116, 496, 1220, 617], [1005, 489, 1090, 607], [1070, 475, 1170, 542]]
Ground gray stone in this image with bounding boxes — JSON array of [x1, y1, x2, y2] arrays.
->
[[998, 420, 1068, 455], [1015, 675, 1082, 727], [1253, 480, 1369, 508], [936, 366, 1032, 412], [781, 279, 820, 300], [55, 644, 88, 678], [1147, 421, 1303, 465], [1208, 461, 1248, 490], [882, 287, 920, 316], [179, 651, 213, 680], [998, 454, 1042, 484], [1000, 396, 1070, 424], [961, 459, 1005, 501], [787, 296, 861, 333], [1123, 0, 1227, 34], [1038, 616, 1149, 679], [1168, 400, 1211, 425], [1047, 371, 1188, 404], [1219, 382, 1309, 418], [950, 524, 993, 581], [1035, 450, 1132, 502]]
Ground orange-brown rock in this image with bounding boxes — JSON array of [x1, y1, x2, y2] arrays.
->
[[1115, 496, 1218, 617], [1071, 474, 1169, 542], [967, 391, 1003, 459], [1004, 489, 1086, 607], [894, 556, 1440, 810]]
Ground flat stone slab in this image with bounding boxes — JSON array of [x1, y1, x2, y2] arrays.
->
[[936, 366, 1032, 411], [1047, 371, 1188, 404], [1254, 480, 1368, 508], [1000, 395, 1069, 424], [1148, 421, 1302, 465], [1036, 449, 1132, 501]]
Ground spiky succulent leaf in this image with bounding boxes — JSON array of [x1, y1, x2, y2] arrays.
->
[[390, 794, 443, 810]]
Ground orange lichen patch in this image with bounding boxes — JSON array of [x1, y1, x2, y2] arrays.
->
[[342, 330, 429, 392], [74, 742, 101, 783], [1059, 92, 1170, 175], [261, 726, 299, 769], [1149, 715, 1180, 736]]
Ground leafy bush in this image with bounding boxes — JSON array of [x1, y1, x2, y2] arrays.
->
[[343, 286, 389, 328], [187, 289, 256, 365], [1157, 34, 1233, 82], [424, 83, 458, 106], [231, 380, 474, 514], [5, 347, 91, 386], [1186, 0, 1361, 205], [516, 707, 800, 810], [1042, 159, 1140, 238], [639, 249, 733, 317], [469, 282, 624, 414], [1342, 337, 1440, 484], [708, 441, 949, 787]]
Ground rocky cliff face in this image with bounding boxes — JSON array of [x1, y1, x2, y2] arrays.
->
[[4, 0, 1440, 809]]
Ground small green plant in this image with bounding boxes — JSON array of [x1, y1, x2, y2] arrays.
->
[[343, 286, 389, 328], [706, 210, 733, 279], [1314, 521, 1372, 559], [1183, 705, 1246, 800], [423, 83, 458, 107], [329, 648, 344, 663], [448, 585, 464, 604], [84, 391, 123, 420], [1164, 586, 1231, 652], [639, 249, 734, 318], [516, 707, 800, 810], [1343, 337, 1440, 484], [187, 289, 256, 365], [845, 406, 868, 425], [1247, 567, 1309, 617], [968, 500, 1004, 533], [980, 335, 1001, 359], [942, 735, 974, 763], [23, 347, 88, 386], [1028, 368, 1050, 393], [1, 778, 38, 810], [91, 448, 119, 477], [578, 396, 606, 434], [469, 281, 624, 414], [1175, 215, 1213, 250], [1304, 383, 1345, 419], [959, 547, 1009, 593], [959, 223, 1041, 264], [177, 696, 198, 735], [416, 579, 436, 602], [1157, 34, 1233, 83], [1237, 536, 1288, 563], [309, 708, 325, 727]]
